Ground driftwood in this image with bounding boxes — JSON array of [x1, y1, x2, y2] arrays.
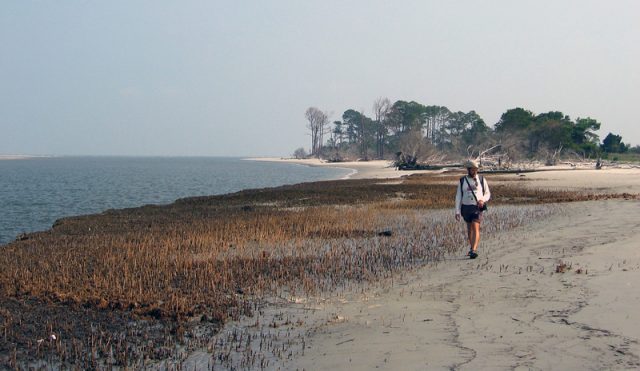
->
[[395, 159, 613, 173], [479, 169, 537, 174], [394, 152, 448, 170], [398, 164, 449, 170]]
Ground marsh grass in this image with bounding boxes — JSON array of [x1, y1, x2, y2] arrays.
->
[[0, 173, 630, 368]]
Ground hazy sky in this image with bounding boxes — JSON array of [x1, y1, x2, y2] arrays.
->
[[2, 1, 639, 156]]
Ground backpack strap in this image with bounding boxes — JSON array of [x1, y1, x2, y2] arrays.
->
[[461, 175, 485, 206], [464, 177, 479, 203]]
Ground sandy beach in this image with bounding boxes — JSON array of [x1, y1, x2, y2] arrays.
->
[[246, 157, 438, 179], [195, 161, 640, 370], [281, 198, 639, 370]]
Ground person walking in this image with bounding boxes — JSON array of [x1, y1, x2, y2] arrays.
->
[[455, 159, 491, 259]]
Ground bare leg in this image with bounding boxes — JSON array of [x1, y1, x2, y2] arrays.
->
[[470, 221, 481, 252], [466, 222, 473, 250]]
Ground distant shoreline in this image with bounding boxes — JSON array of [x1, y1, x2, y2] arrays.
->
[[0, 155, 45, 160], [247, 157, 640, 181], [245, 157, 444, 179]]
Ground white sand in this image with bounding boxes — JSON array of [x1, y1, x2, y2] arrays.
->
[[499, 168, 640, 194], [184, 166, 640, 370], [246, 157, 441, 179], [285, 199, 640, 370], [248, 157, 640, 190]]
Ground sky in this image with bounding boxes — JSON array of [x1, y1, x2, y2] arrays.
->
[[1, 1, 639, 157]]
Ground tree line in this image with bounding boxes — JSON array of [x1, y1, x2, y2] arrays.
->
[[299, 99, 636, 165]]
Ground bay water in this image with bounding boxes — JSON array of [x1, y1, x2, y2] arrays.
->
[[0, 157, 352, 245]]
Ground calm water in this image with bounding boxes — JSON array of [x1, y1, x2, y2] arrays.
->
[[0, 157, 352, 244]]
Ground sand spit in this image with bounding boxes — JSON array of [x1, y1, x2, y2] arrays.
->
[[247, 157, 640, 182], [245, 157, 442, 179]]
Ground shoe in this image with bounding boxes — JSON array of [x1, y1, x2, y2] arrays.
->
[[469, 251, 478, 259]]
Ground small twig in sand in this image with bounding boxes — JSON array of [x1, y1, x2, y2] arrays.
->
[[335, 338, 354, 346]]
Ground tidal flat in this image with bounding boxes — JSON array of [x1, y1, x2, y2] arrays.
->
[[0, 171, 629, 369]]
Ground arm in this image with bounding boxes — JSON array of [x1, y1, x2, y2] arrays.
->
[[454, 179, 462, 216], [482, 177, 491, 202]]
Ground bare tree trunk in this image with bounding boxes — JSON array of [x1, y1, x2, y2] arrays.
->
[[373, 97, 391, 159], [306, 107, 329, 158], [360, 110, 366, 159]]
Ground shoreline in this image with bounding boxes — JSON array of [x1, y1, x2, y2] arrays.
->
[[0, 155, 47, 160], [247, 157, 640, 192], [246, 157, 446, 179], [0, 158, 358, 247]]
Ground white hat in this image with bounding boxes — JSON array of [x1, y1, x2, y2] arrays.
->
[[464, 159, 479, 169]]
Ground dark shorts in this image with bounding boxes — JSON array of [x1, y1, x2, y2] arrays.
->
[[461, 204, 483, 224]]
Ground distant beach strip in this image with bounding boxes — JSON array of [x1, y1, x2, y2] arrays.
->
[[0, 155, 48, 160], [245, 157, 434, 180]]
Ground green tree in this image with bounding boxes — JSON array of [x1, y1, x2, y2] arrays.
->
[[529, 112, 573, 153], [332, 121, 345, 147], [461, 112, 490, 148], [424, 105, 451, 146], [572, 118, 600, 144], [342, 109, 374, 158], [570, 117, 601, 156], [342, 109, 361, 144], [601, 133, 628, 153], [439, 110, 488, 153], [495, 108, 535, 132], [386, 101, 428, 135]]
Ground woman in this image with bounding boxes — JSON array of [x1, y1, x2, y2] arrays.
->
[[454, 159, 491, 259]]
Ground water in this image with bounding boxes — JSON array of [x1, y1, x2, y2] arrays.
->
[[0, 157, 352, 244]]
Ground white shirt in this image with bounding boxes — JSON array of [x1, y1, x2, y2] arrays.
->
[[455, 175, 491, 215]]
